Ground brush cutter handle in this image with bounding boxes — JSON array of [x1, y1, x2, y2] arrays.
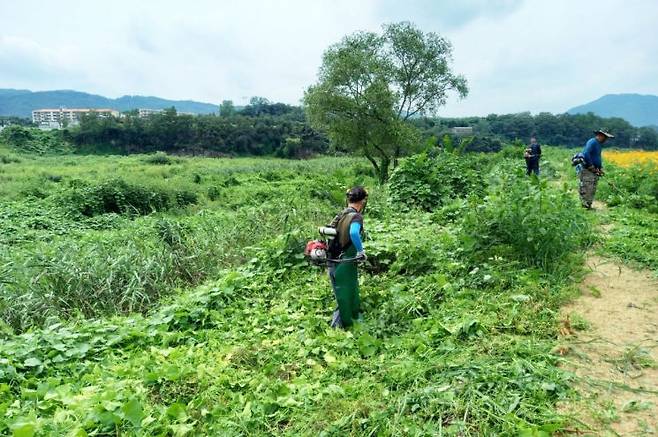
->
[[326, 257, 362, 264]]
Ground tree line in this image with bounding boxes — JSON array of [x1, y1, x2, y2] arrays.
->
[[416, 111, 658, 150], [67, 101, 328, 158], [0, 116, 33, 127], [3, 107, 656, 159]]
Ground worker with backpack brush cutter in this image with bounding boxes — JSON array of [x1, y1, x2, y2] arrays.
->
[[316, 187, 368, 329], [576, 129, 614, 209], [524, 136, 542, 176]]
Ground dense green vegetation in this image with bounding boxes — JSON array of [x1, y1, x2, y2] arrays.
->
[[415, 111, 658, 150], [0, 101, 327, 158], [0, 152, 366, 332], [0, 126, 71, 154], [597, 162, 658, 213], [71, 104, 328, 158], [3, 108, 655, 172], [0, 116, 33, 127], [1, 74, 657, 432], [592, 162, 658, 272], [8, 141, 656, 435], [2, 14, 656, 435], [601, 207, 658, 273]]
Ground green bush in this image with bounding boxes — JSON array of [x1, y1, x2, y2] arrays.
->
[[207, 185, 221, 201], [64, 178, 197, 217], [143, 151, 174, 165], [498, 143, 524, 160], [461, 135, 503, 153], [461, 172, 593, 270], [0, 126, 71, 154], [389, 152, 482, 211], [366, 217, 456, 276], [19, 182, 51, 199], [0, 153, 21, 164], [174, 190, 198, 207]]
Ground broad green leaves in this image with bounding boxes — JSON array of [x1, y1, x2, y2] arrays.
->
[[121, 399, 144, 428], [3, 151, 649, 435]]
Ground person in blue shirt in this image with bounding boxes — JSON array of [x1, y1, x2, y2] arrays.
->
[[524, 136, 542, 176], [326, 187, 367, 328], [579, 129, 614, 209]]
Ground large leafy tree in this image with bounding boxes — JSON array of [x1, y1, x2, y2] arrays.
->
[[304, 22, 468, 183]]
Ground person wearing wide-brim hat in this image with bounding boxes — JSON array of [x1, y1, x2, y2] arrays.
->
[[578, 129, 614, 209]]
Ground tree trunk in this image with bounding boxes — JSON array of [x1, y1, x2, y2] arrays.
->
[[378, 157, 390, 184], [393, 145, 401, 168], [364, 151, 380, 178], [364, 145, 391, 184]]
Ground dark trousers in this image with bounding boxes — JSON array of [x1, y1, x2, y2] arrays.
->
[[526, 159, 540, 176]]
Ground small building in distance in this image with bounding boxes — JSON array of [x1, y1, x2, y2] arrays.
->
[[32, 108, 119, 128], [138, 108, 195, 118], [138, 108, 163, 118], [450, 126, 473, 136]]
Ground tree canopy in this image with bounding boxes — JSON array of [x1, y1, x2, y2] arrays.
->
[[64, 102, 327, 158], [219, 100, 236, 117], [415, 111, 658, 150], [304, 22, 468, 183]]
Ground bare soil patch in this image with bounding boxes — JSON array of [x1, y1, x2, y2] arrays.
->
[[560, 256, 658, 436]]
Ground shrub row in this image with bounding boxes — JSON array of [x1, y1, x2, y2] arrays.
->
[[388, 151, 485, 211], [64, 178, 198, 217]]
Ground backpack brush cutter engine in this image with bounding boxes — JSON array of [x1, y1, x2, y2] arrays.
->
[[571, 152, 586, 166], [304, 227, 360, 265]]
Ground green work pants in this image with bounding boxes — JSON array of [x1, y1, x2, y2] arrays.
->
[[328, 246, 361, 328]]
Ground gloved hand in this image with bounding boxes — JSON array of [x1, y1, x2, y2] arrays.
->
[[356, 250, 367, 262]]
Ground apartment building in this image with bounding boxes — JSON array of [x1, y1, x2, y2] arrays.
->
[[137, 108, 195, 118], [138, 108, 163, 118], [32, 108, 119, 128]]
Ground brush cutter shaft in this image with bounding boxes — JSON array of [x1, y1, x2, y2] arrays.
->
[[327, 256, 362, 264], [318, 227, 337, 236]]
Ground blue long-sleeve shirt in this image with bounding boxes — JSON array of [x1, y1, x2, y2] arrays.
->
[[349, 222, 363, 252], [582, 137, 603, 169]]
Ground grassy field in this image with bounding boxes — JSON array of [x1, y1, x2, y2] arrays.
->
[[0, 144, 656, 435]]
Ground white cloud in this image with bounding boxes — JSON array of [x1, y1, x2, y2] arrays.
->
[[441, 0, 658, 115], [1, 0, 657, 114]]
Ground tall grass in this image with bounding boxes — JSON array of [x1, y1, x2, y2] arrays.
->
[[0, 154, 374, 332], [0, 148, 626, 435]]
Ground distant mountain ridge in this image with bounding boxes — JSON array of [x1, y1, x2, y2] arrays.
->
[[0, 89, 219, 118], [567, 93, 658, 127]]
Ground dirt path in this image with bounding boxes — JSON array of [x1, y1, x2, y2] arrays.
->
[[559, 255, 658, 435]]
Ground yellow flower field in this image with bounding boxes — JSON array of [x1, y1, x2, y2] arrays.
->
[[603, 150, 658, 169]]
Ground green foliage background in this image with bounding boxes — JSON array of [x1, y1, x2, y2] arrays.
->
[[0, 142, 655, 435]]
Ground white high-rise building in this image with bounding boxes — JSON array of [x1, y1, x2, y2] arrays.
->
[[32, 108, 119, 128]]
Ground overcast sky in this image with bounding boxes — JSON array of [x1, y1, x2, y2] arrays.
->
[[1, 0, 657, 116]]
